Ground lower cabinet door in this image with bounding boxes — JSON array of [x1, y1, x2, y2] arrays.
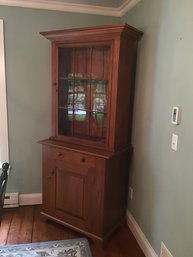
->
[[42, 145, 105, 235], [53, 161, 91, 229], [55, 166, 86, 220]]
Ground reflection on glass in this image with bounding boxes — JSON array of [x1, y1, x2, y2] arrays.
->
[[93, 94, 106, 112], [96, 81, 106, 93], [67, 76, 86, 121], [93, 81, 106, 116], [68, 94, 73, 109], [68, 110, 86, 121], [92, 112, 105, 128], [74, 93, 85, 109]]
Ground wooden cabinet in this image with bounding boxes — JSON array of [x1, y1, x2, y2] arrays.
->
[[39, 24, 142, 244]]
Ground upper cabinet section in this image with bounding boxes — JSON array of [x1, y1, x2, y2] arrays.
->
[[57, 45, 110, 145], [40, 24, 143, 152]]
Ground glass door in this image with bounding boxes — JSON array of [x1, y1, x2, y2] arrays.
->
[[57, 45, 110, 144]]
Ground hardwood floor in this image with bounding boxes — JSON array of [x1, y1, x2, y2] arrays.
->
[[0, 205, 145, 257]]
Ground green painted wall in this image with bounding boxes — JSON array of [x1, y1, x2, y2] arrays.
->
[[123, 0, 193, 256], [1, 5, 120, 193]]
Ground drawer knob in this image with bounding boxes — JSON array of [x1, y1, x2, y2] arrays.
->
[[81, 157, 86, 162], [57, 152, 62, 157]]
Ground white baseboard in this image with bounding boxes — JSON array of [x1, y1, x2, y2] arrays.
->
[[19, 193, 42, 206], [127, 210, 158, 257], [4, 192, 19, 208]]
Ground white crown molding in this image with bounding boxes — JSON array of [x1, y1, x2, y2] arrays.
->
[[0, 0, 141, 17], [118, 0, 141, 16]]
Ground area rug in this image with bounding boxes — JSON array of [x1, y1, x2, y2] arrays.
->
[[0, 238, 92, 257]]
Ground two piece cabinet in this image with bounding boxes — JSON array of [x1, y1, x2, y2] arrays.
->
[[39, 24, 142, 244]]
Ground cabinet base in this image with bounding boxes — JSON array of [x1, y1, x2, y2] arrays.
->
[[40, 211, 126, 247]]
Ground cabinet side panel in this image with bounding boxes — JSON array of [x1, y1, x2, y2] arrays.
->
[[103, 150, 131, 234], [115, 38, 136, 150], [85, 157, 105, 236]]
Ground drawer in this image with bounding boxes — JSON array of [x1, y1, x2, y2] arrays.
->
[[44, 146, 96, 171]]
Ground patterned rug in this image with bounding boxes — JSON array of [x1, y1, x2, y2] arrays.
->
[[0, 238, 92, 257]]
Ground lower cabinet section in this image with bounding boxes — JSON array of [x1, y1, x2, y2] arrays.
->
[[40, 140, 130, 243]]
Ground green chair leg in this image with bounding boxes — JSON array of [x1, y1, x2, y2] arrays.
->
[[0, 162, 9, 220]]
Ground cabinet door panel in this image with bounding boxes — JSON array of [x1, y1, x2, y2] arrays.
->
[[53, 157, 93, 229], [55, 168, 85, 219]]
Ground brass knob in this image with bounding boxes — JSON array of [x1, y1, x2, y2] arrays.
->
[[48, 169, 55, 179], [81, 157, 86, 162]]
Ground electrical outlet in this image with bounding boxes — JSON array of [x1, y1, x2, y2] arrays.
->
[[160, 242, 173, 257], [129, 187, 133, 200], [171, 133, 178, 151]]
